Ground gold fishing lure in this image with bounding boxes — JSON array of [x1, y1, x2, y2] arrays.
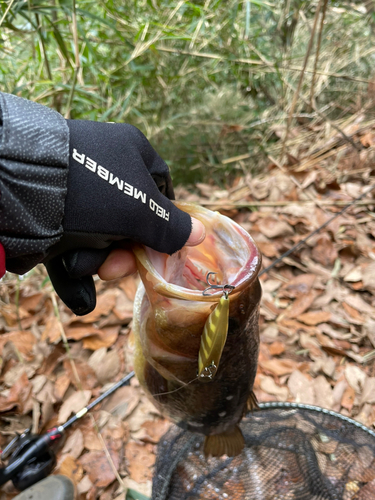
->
[[198, 273, 234, 380]]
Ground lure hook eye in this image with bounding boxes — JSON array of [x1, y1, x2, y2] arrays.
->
[[202, 272, 235, 297]]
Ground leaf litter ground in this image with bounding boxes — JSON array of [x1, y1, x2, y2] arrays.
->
[[0, 122, 375, 499]]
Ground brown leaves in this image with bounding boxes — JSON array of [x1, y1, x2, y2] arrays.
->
[[1, 129, 375, 497], [58, 390, 91, 424], [259, 358, 299, 376], [125, 442, 155, 483], [258, 217, 294, 239], [0, 330, 37, 360], [297, 311, 331, 326], [79, 446, 120, 488], [0, 372, 32, 413]]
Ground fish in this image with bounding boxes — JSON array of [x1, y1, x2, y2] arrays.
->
[[132, 201, 261, 457]]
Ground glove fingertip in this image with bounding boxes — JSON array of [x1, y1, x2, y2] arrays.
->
[[70, 278, 97, 316], [45, 257, 97, 316]]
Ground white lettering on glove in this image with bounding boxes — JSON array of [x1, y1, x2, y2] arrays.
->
[[72, 148, 170, 221]]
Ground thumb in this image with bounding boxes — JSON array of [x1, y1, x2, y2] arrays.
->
[[131, 192, 206, 254], [185, 218, 206, 247]]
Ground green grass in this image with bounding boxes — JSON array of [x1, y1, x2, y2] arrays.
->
[[1, 0, 374, 186]]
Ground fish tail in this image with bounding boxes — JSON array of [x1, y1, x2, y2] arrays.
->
[[203, 425, 244, 458], [246, 390, 259, 412]]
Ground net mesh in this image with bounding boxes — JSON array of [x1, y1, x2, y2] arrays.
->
[[152, 403, 375, 500]]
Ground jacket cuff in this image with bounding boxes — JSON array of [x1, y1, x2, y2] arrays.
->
[[0, 92, 69, 275]]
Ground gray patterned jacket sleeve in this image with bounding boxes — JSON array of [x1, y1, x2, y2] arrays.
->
[[0, 92, 69, 275]]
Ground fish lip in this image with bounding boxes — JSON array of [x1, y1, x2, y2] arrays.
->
[[134, 202, 262, 302], [154, 253, 260, 301]]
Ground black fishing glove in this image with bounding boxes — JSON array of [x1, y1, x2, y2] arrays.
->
[[45, 120, 192, 315]]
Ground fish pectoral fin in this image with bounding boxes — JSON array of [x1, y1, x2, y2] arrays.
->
[[246, 390, 259, 412], [203, 425, 244, 458]]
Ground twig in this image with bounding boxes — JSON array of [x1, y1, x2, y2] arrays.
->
[[299, 93, 362, 152], [199, 199, 374, 208], [0, 0, 16, 27], [50, 293, 82, 390], [309, 0, 329, 107], [281, 0, 323, 161], [259, 183, 375, 277], [15, 276, 22, 330], [65, 0, 80, 119], [267, 154, 330, 214]]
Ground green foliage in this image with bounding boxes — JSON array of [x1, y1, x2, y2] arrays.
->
[[1, 0, 374, 186]]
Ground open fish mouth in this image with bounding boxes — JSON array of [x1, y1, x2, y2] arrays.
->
[[133, 201, 261, 302]]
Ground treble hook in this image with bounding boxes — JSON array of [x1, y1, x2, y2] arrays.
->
[[202, 272, 235, 297]]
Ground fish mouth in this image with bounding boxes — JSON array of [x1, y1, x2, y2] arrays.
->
[[134, 201, 261, 302]]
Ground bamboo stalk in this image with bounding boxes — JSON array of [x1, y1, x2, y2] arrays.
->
[[281, 0, 324, 160]]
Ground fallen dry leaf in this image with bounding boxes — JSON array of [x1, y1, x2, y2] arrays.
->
[[268, 341, 285, 356], [360, 378, 375, 405], [63, 359, 98, 390], [259, 358, 298, 376], [118, 275, 139, 301], [259, 375, 288, 401], [313, 375, 334, 409], [297, 311, 331, 326], [287, 290, 318, 318], [341, 385, 356, 411], [65, 325, 104, 341], [79, 446, 120, 488], [58, 454, 84, 486], [77, 475, 93, 496], [20, 292, 44, 313], [0, 371, 32, 413], [344, 266, 362, 282], [58, 390, 91, 424], [88, 348, 120, 385], [311, 235, 338, 267], [102, 385, 140, 419], [362, 262, 375, 290], [61, 429, 85, 459], [140, 419, 171, 444], [125, 442, 155, 483], [345, 365, 367, 394], [54, 373, 71, 402], [41, 316, 61, 343], [0, 330, 37, 360], [258, 217, 294, 239], [113, 289, 134, 322], [287, 370, 314, 405], [82, 325, 120, 350], [79, 289, 118, 323], [342, 302, 365, 324], [281, 274, 316, 298]]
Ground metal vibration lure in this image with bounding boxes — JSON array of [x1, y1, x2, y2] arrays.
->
[[198, 273, 235, 380]]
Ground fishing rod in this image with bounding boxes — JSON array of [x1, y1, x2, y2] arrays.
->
[[0, 371, 135, 491]]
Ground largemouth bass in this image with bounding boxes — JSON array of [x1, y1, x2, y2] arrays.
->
[[132, 202, 261, 457]]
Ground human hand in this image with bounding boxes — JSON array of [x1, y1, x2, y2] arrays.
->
[[45, 120, 205, 315], [97, 218, 205, 280]]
